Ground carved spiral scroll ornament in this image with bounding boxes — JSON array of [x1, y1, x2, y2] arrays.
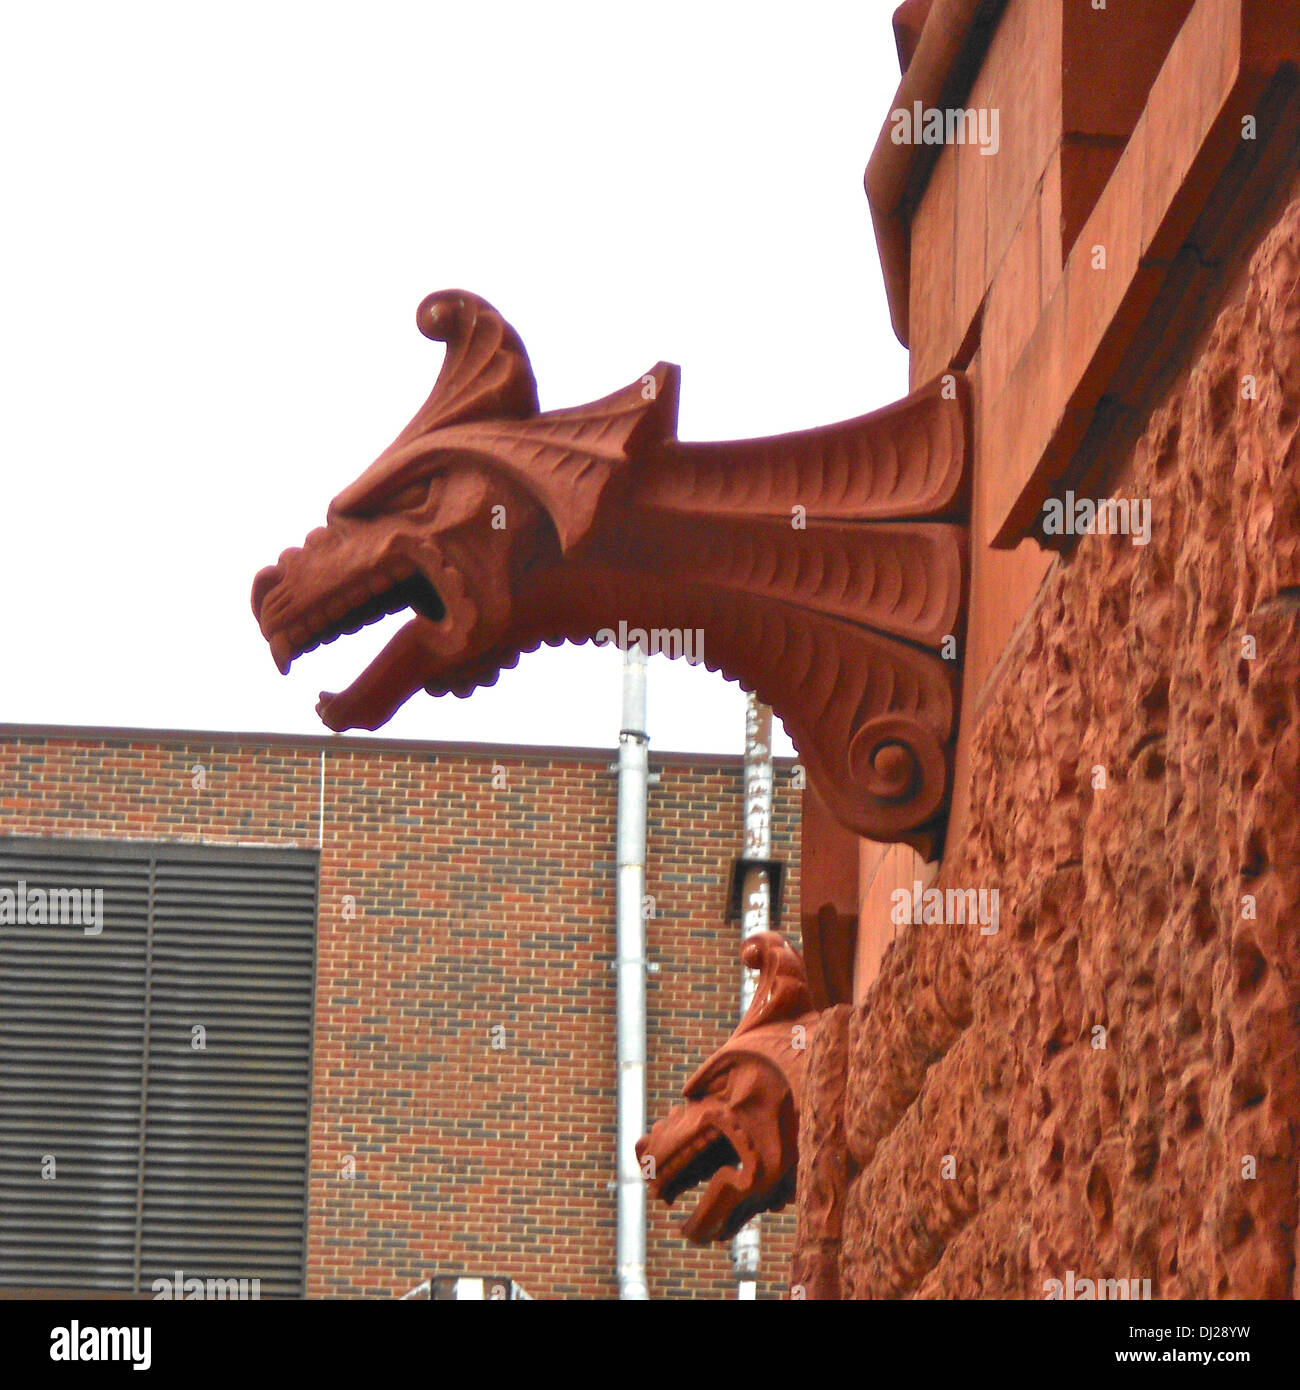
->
[[253, 290, 970, 852], [849, 714, 948, 833]]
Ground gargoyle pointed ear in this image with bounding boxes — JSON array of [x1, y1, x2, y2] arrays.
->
[[734, 932, 814, 1036], [406, 289, 540, 434]]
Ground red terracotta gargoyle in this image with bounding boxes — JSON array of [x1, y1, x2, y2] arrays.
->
[[252, 290, 969, 848], [636, 931, 819, 1243]]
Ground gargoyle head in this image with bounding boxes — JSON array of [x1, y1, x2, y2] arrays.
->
[[250, 289, 675, 731], [637, 932, 819, 1244]]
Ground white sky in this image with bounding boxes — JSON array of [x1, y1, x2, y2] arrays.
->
[[1, 1, 908, 758]]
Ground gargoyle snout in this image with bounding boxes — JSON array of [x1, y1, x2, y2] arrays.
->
[[251, 541, 309, 626], [634, 1112, 697, 1201], [250, 563, 282, 623]]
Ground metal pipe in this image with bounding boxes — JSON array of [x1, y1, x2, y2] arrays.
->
[[318, 748, 325, 849], [732, 694, 773, 1297], [615, 642, 650, 1300]]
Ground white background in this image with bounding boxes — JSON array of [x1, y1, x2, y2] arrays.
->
[[0, 1, 909, 756]]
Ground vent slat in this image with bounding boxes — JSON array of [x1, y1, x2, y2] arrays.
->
[[0, 835, 316, 1296]]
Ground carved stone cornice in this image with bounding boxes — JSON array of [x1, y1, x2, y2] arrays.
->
[[253, 290, 970, 851]]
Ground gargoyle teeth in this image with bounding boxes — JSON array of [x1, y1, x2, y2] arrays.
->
[[267, 569, 446, 675], [656, 1128, 713, 1187], [270, 633, 295, 676], [656, 1127, 741, 1206]]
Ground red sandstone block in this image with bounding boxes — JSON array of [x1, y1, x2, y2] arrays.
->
[[952, 126, 989, 351], [1059, 135, 1126, 256], [1109, 248, 1220, 409], [1062, 0, 1197, 139], [978, 0, 1063, 289], [853, 844, 930, 1001], [985, 113, 1162, 543], [1039, 147, 1064, 295], [1063, 109, 1155, 406], [981, 196, 1043, 404], [1142, 0, 1239, 261], [979, 274, 1070, 540], [909, 141, 958, 387]]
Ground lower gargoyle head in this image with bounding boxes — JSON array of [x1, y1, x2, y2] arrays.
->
[[637, 931, 819, 1244]]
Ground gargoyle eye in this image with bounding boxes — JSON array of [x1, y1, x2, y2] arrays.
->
[[387, 480, 431, 511], [346, 478, 435, 518]]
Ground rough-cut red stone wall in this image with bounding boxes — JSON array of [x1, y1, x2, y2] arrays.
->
[[794, 194, 1300, 1300], [0, 728, 800, 1299]]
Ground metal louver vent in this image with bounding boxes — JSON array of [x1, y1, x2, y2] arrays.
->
[[0, 837, 318, 1297]]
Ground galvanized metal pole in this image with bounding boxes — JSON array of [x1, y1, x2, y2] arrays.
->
[[615, 642, 650, 1300], [732, 693, 773, 1298]]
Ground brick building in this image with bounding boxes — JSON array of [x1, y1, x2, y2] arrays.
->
[[0, 723, 800, 1299]]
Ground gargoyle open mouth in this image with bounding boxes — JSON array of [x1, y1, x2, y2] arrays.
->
[[252, 519, 485, 735], [641, 1115, 760, 1244], [656, 1129, 742, 1209], [253, 561, 446, 678]]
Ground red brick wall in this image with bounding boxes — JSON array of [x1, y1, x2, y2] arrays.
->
[[0, 726, 800, 1299]]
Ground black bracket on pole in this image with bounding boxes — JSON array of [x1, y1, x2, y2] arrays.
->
[[725, 857, 785, 927]]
